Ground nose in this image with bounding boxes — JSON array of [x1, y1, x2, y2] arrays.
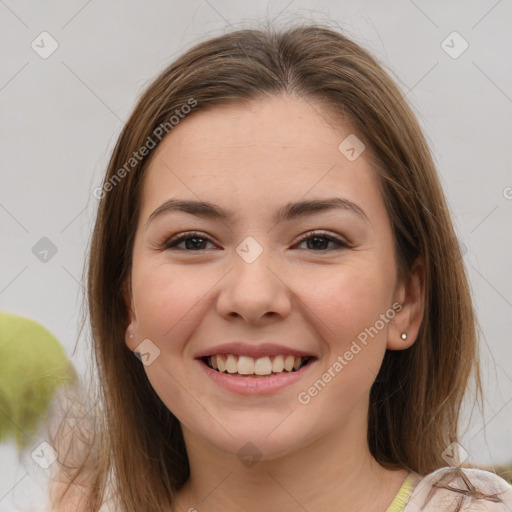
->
[[216, 247, 292, 324]]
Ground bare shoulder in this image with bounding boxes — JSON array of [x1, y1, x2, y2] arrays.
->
[[404, 467, 512, 511]]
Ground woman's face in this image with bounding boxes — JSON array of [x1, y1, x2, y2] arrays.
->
[[124, 94, 416, 461]]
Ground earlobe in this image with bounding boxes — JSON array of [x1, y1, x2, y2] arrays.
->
[[125, 328, 137, 351], [122, 280, 138, 351], [387, 257, 425, 351]]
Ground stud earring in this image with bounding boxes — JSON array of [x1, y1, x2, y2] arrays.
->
[[128, 332, 133, 339], [401, 333, 407, 340]]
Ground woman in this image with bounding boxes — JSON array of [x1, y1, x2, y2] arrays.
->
[[49, 23, 512, 511]]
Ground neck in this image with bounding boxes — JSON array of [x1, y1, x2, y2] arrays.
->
[[172, 402, 409, 511]]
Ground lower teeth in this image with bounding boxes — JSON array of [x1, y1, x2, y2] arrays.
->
[[232, 372, 291, 377], [212, 367, 302, 376]]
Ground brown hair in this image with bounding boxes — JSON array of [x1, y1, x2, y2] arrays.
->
[[48, 21, 483, 511]]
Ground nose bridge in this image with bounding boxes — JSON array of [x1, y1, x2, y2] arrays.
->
[[235, 234, 267, 265], [232, 234, 277, 291], [217, 234, 291, 322]]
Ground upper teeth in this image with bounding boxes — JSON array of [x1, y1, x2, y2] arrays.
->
[[208, 354, 306, 375]]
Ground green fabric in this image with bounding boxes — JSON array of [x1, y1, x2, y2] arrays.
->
[[385, 472, 420, 512]]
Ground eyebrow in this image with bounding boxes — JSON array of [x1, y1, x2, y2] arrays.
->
[[146, 197, 369, 227]]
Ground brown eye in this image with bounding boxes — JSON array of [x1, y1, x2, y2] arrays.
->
[[295, 231, 349, 251], [162, 230, 349, 252], [163, 232, 216, 251]]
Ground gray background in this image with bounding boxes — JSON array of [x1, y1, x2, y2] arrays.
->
[[1, 1, 511, 510]]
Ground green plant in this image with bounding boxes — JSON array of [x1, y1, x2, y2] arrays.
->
[[0, 312, 77, 454]]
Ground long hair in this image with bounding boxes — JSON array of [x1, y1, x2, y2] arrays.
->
[[48, 21, 483, 511]]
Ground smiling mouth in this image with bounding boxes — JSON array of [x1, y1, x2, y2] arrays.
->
[[200, 354, 315, 378]]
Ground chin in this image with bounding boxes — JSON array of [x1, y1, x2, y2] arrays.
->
[[186, 417, 313, 464], [217, 435, 301, 463]]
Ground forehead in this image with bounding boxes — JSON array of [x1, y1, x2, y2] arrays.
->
[[139, 94, 383, 224], [151, 94, 352, 161]]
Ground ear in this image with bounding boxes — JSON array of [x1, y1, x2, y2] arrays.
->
[[387, 257, 425, 350], [122, 277, 139, 352]]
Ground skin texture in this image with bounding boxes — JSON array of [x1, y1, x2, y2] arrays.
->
[[124, 94, 425, 511]]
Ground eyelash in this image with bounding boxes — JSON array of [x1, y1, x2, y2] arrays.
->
[[161, 230, 349, 252]]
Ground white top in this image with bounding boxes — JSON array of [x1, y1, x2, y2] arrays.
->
[[95, 466, 512, 511], [397, 467, 512, 511]]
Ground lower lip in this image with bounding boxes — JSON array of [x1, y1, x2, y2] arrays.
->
[[196, 358, 317, 395]]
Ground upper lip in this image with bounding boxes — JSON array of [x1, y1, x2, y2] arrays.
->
[[194, 342, 317, 359]]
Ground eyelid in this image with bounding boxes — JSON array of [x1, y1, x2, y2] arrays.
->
[[161, 231, 216, 250], [161, 230, 350, 251], [295, 230, 349, 247]]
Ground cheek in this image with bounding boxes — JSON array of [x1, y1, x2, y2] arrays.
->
[[298, 262, 394, 356], [132, 262, 212, 341], [131, 264, 215, 424], [294, 268, 392, 417]]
